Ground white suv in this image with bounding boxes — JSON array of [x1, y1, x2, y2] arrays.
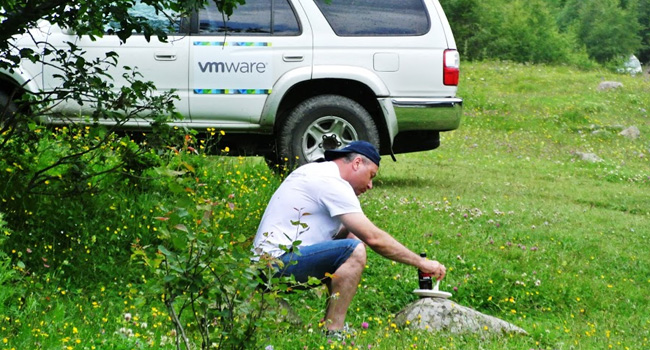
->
[[3, 0, 462, 166]]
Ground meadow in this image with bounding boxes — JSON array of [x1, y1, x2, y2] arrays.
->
[[1, 61, 648, 349]]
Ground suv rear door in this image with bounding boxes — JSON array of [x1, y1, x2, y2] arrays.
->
[[306, 0, 452, 98], [188, 0, 312, 127]]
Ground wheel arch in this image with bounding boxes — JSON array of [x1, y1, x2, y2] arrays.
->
[[0, 69, 40, 95], [271, 78, 392, 155], [0, 72, 37, 114]]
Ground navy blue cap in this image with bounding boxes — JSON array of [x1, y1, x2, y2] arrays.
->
[[324, 141, 381, 166]]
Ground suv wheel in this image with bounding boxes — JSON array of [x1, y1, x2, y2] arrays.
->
[[276, 94, 380, 170]]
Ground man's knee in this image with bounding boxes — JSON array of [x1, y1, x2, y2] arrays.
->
[[349, 242, 367, 266]]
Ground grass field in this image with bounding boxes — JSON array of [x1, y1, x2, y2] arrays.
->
[[1, 62, 648, 349], [265, 62, 650, 349]]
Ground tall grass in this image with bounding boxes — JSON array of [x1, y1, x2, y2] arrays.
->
[[1, 62, 649, 349]]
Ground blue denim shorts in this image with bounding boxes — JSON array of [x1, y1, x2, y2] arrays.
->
[[275, 239, 361, 283]]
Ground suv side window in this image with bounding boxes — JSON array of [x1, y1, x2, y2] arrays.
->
[[198, 0, 300, 36], [314, 0, 429, 36], [105, 1, 182, 34]]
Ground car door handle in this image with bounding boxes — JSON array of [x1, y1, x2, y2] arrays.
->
[[154, 52, 177, 61], [282, 55, 304, 62]]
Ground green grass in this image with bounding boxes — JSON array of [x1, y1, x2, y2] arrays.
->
[[265, 62, 650, 348], [2, 61, 649, 349]]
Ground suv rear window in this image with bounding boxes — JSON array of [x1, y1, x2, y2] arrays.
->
[[314, 0, 430, 36], [198, 0, 300, 36]]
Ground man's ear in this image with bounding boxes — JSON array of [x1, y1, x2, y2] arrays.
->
[[352, 156, 363, 170]]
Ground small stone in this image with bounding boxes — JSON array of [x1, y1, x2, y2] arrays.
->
[[575, 152, 603, 163], [619, 126, 640, 140], [597, 81, 623, 91]]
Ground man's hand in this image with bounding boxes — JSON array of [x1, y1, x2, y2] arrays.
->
[[419, 258, 446, 281]]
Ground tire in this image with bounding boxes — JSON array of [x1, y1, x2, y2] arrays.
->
[[0, 90, 18, 129], [276, 95, 380, 170]]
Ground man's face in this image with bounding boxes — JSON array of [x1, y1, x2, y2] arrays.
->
[[350, 157, 378, 196]]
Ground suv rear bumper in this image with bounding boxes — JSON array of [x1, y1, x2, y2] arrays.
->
[[392, 97, 463, 132]]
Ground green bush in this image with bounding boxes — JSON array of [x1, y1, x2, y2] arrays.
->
[[129, 137, 297, 349], [0, 124, 169, 281], [445, 0, 575, 64], [444, 0, 646, 65], [637, 0, 650, 63], [0, 212, 25, 340], [559, 0, 641, 63]]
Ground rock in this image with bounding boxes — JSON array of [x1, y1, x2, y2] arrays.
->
[[276, 298, 302, 325], [617, 55, 643, 76], [394, 297, 527, 335], [619, 126, 640, 139], [597, 81, 623, 91], [575, 152, 603, 163]]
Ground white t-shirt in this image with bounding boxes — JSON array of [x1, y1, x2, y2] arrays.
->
[[252, 161, 362, 258]]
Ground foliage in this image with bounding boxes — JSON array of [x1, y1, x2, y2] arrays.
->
[[0, 213, 23, 328], [444, 0, 579, 64], [481, 0, 571, 63], [1, 1, 284, 349], [0, 0, 207, 285], [1, 0, 184, 223], [130, 137, 297, 349], [637, 0, 650, 62], [1, 129, 288, 348], [559, 0, 641, 63], [0, 56, 186, 277], [443, 0, 647, 65], [0, 0, 248, 204]]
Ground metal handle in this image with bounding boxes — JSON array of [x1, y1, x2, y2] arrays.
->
[[282, 55, 304, 62], [154, 52, 177, 61]]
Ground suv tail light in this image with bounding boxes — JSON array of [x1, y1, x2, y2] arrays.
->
[[443, 49, 460, 86]]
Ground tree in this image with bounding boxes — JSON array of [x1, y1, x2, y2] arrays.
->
[[636, 0, 650, 63], [440, 0, 481, 58], [558, 0, 641, 63], [443, 0, 573, 63]]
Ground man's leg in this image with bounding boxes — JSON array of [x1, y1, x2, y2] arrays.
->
[[274, 239, 365, 331], [324, 243, 366, 331]]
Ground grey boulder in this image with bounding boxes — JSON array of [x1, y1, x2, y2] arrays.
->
[[394, 297, 527, 335]]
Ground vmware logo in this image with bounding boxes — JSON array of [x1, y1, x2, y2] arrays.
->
[[198, 61, 267, 74]]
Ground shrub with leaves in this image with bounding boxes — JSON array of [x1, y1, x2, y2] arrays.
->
[[130, 137, 299, 350], [0, 212, 25, 335]]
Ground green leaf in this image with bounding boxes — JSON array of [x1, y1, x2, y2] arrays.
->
[[171, 234, 187, 250], [157, 245, 173, 257], [174, 224, 188, 233], [307, 276, 321, 285]]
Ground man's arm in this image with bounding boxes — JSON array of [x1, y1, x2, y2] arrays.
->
[[339, 212, 446, 280], [334, 226, 361, 240]]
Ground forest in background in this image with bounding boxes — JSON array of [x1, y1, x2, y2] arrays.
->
[[441, 0, 650, 68]]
